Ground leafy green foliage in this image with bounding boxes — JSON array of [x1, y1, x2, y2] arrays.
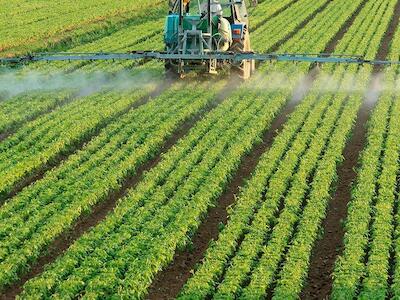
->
[[1, 0, 399, 299], [0, 83, 219, 291], [0, 0, 166, 57], [0, 90, 71, 134], [181, 0, 397, 298], [0, 87, 153, 200]]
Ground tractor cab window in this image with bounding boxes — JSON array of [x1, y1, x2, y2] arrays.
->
[[189, 0, 205, 16], [204, 0, 234, 24], [214, 0, 233, 19], [169, 0, 234, 19], [168, 0, 207, 16], [169, 0, 178, 13], [234, 1, 248, 23], [198, 0, 230, 18]]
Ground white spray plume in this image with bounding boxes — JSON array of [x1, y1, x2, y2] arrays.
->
[[0, 67, 398, 104], [244, 69, 400, 98], [0, 69, 162, 99], [364, 73, 384, 106]]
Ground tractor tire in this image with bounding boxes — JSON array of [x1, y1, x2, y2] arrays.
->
[[231, 31, 254, 80]]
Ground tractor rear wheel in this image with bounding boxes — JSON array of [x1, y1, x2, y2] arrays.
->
[[231, 31, 255, 80]]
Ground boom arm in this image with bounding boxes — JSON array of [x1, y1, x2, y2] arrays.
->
[[1, 51, 400, 66]]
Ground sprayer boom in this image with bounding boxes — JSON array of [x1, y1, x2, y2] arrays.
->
[[1, 51, 400, 67]]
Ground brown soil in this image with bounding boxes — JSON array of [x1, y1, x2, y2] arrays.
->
[[146, 79, 311, 300], [0, 80, 236, 300], [301, 96, 371, 300], [145, 2, 341, 298], [251, 0, 299, 32], [373, 0, 400, 70], [269, 0, 333, 53], [0, 132, 8, 142], [323, 0, 370, 53], [301, 1, 400, 298]]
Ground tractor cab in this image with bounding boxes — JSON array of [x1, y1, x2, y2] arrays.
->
[[164, 0, 254, 79]]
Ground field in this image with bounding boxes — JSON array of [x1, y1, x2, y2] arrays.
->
[[0, 0, 400, 299]]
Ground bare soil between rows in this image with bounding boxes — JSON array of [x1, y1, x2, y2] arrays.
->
[[146, 83, 308, 299], [301, 93, 372, 300], [0, 79, 236, 300], [301, 1, 400, 298], [269, 0, 333, 53], [146, 0, 368, 297], [144, 0, 368, 297]]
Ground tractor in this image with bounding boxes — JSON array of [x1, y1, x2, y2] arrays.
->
[[165, 0, 255, 78]]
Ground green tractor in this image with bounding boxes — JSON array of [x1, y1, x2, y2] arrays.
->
[[164, 0, 255, 79]]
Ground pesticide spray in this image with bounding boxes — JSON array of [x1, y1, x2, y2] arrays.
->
[[0, 68, 163, 100], [246, 67, 396, 101], [0, 65, 396, 104]]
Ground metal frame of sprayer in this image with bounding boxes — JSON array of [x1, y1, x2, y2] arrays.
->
[[1, 51, 399, 66], [165, 0, 217, 75]]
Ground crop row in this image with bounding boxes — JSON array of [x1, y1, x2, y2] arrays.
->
[[249, 0, 296, 30], [26, 17, 165, 74], [332, 7, 400, 299], [251, 0, 329, 52], [331, 81, 395, 299], [254, 90, 359, 300], [0, 0, 306, 225], [81, 0, 313, 74], [0, 85, 158, 200], [0, 0, 362, 296], [0, 0, 256, 203], [0, 82, 225, 291], [18, 0, 297, 76], [359, 79, 400, 300], [270, 90, 359, 299], [26, 0, 308, 76], [0, 90, 72, 135], [255, 0, 367, 76], [78, 37, 164, 74], [250, 0, 367, 90], [12, 0, 337, 295], [0, 0, 292, 192], [0, 1, 49, 18], [0, 0, 310, 134], [18, 81, 289, 299], [273, 0, 397, 296], [0, 0, 160, 29], [179, 75, 340, 298], [180, 0, 391, 298], [0, 0, 319, 133], [389, 23, 400, 298], [16, 0, 367, 298], [183, 0, 376, 298], [0, 0, 166, 57]]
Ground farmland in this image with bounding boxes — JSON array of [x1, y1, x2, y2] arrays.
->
[[0, 0, 400, 299]]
